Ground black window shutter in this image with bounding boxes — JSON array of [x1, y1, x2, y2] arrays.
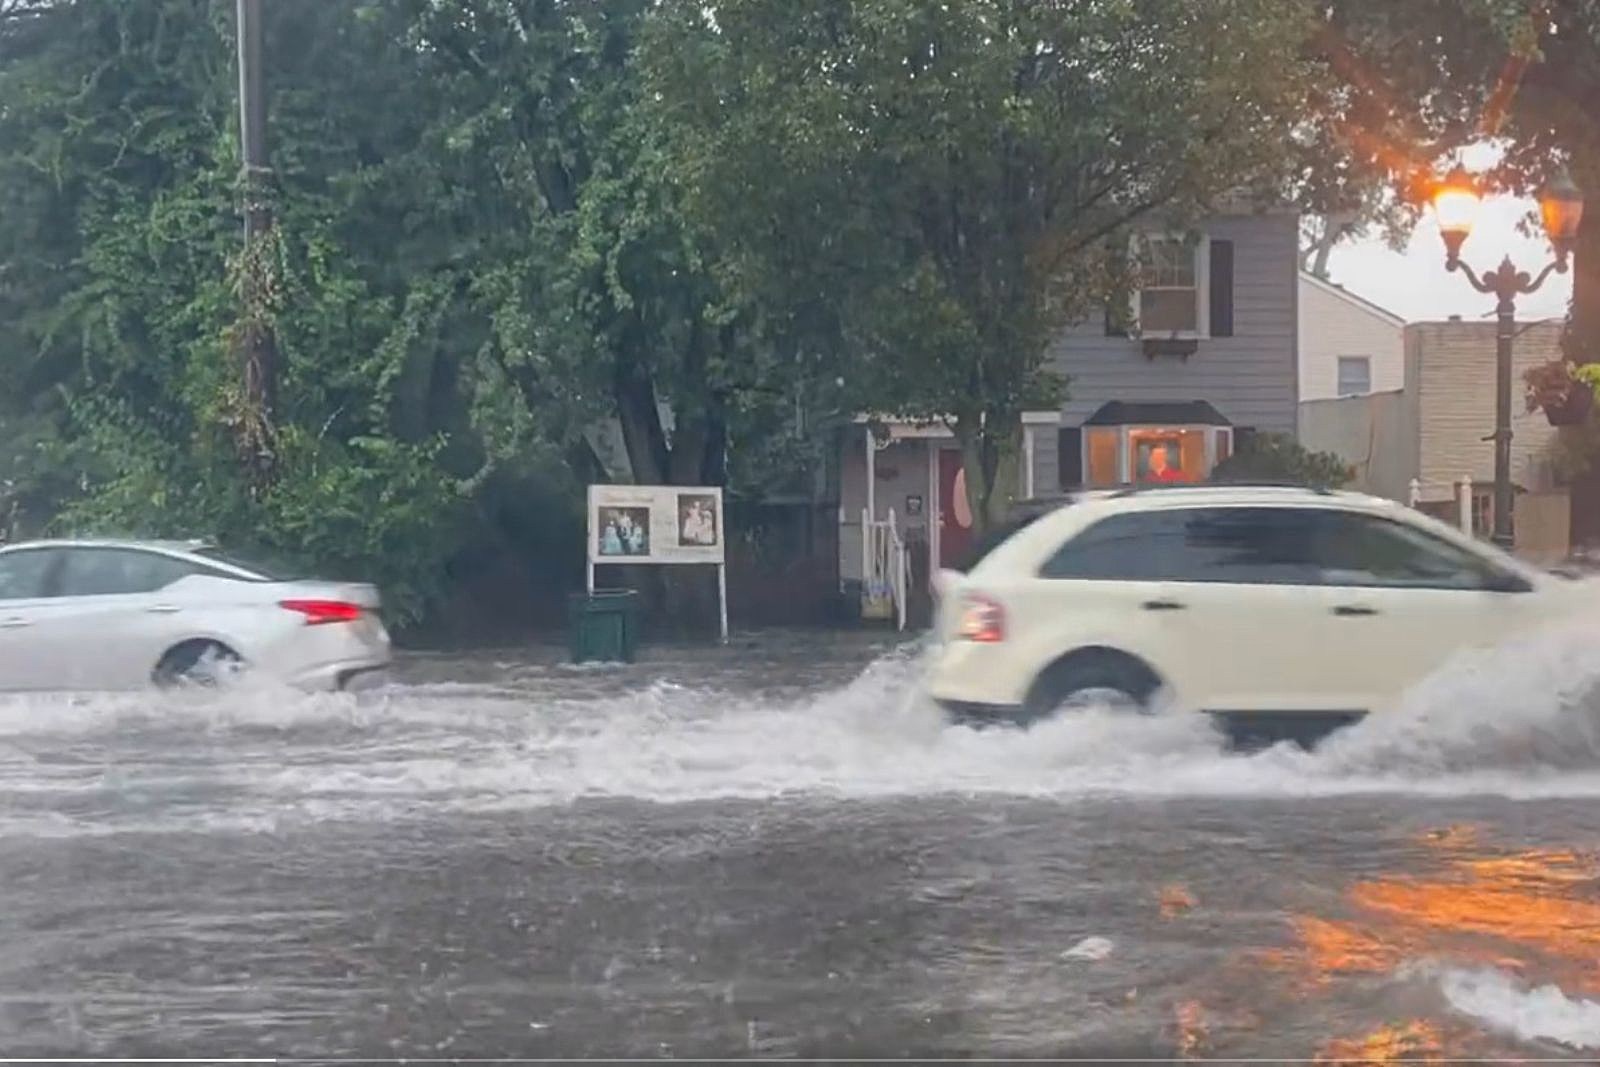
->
[[1058, 427, 1083, 489], [1208, 239, 1234, 338], [1233, 425, 1256, 454], [1103, 303, 1129, 337]]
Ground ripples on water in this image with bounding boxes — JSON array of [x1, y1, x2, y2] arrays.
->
[[4, 623, 1600, 1054]]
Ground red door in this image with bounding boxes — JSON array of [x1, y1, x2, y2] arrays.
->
[[938, 450, 974, 568]]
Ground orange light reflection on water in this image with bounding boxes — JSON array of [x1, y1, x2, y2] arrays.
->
[[1314, 1020, 1444, 1065]]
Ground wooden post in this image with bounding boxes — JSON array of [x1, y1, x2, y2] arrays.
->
[[864, 426, 876, 521], [1456, 476, 1474, 534], [235, 0, 277, 487], [717, 563, 728, 643], [1023, 425, 1036, 499]]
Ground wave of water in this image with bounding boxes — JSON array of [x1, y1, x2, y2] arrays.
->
[[5, 618, 1600, 832], [1437, 967, 1600, 1049]]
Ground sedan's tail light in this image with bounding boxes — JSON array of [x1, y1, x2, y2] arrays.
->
[[957, 593, 1005, 643], [280, 599, 363, 625]]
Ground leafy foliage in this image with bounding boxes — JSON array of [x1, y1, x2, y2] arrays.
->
[[1315, 1, 1600, 362], [1211, 432, 1354, 489], [649, 0, 1326, 532]]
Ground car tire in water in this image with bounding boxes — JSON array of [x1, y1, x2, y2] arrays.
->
[[1023, 650, 1161, 721], [153, 640, 242, 689]]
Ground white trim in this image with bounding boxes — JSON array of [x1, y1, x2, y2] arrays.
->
[[864, 427, 876, 521], [1023, 425, 1036, 498], [927, 439, 940, 581], [1130, 232, 1211, 341], [851, 411, 1058, 438], [1299, 271, 1406, 329]]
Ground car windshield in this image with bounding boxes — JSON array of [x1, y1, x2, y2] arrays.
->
[[192, 546, 305, 582]]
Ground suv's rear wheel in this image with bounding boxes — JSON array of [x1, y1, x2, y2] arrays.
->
[[1024, 651, 1161, 721]]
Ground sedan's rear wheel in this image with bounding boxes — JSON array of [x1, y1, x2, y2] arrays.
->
[[1024, 652, 1160, 721], [153, 640, 242, 689]]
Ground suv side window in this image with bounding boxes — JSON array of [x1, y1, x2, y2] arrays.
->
[[1040, 510, 1187, 580], [1178, 507, 1320, 585], [0, 549, 62, 600], [1309, 511, 1510, 591], [1041, 506, 1320, 584], [56, 548, 204, 597]]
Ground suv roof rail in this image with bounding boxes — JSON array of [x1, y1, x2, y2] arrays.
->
[[1106, 480, 1337, 499]]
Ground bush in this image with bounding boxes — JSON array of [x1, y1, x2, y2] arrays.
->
[[1210, 432, 1353, 489]]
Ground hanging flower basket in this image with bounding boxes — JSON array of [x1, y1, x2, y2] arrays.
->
[[1545, 386, 1592, 426], [1524, 360, 1593, 426]]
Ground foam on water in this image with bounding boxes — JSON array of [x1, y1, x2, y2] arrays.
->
[[5, 617, 1600, 831], [1436, 967, 1600, 1049]]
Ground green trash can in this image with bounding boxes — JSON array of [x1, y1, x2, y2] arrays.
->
[[568, 589, 641, 663]]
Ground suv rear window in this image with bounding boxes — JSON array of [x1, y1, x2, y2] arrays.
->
[[949, 497, 1074, 573]]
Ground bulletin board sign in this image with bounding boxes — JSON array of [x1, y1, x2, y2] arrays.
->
[[586, 484, 727, 639]]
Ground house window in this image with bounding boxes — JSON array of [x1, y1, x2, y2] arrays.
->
[[1081, 424, 1232, 488], [1129, 428, 1207, 484], [1085, 427, 1121, 487], [1337, 356, 1372, 396], [1139, 237, 1202, 334]]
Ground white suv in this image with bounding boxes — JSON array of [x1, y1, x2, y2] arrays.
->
[[927, 485, 1591, 744]]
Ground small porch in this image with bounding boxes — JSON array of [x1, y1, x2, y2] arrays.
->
[[837, 412, 1060, 628]]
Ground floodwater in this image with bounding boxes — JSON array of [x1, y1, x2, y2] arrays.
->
[[3, 627, 1600, 1059]]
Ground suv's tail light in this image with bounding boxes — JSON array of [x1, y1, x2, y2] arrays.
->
[[280, 599, 363, 625], [957, 593, 1005, 643]]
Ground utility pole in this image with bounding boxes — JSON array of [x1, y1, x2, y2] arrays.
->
[[235, 0, 277, 487]]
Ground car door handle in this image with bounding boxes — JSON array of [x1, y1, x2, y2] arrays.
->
[[145, 604, 181, 615], [1332, 605, 1379, 617], [1142, 599, 1187, 612], [0, 617, 29, 629]]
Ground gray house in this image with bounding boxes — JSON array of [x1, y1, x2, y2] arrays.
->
[[837, 208, 1300, 622]]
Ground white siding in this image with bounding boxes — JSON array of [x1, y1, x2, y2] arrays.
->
[[1411, 320, 1566, 501], [1297, 273, 1405, 402]]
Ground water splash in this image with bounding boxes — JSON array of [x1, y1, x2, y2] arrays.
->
[[1437, 967, 1600, 1049], [5, 620, 1600, 833]]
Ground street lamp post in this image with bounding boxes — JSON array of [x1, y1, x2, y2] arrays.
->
[[1432, 166, 1585, 549]]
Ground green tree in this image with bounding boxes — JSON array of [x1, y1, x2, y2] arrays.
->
[[400, 0, 840, 499], [0, 0, 534, 622], [648, 0, 1324, 533], [1210, 432, 1353, 488], [1314, 1, 1600, 361]]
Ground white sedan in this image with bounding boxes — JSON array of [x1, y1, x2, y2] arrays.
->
[[928, 485, 1594, 745], [0, 539, 391, 691]]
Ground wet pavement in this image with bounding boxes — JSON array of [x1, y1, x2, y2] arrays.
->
[[2, 627, 1600, 1059]]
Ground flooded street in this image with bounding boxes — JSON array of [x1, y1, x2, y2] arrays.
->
[[3, 629, 1600, 1059]]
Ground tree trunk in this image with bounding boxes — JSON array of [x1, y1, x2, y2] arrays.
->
[[609, 348, 728, 637], [1564, 152, 1600, 549], [956, 415, 1021, 538], [1565, 159, 1600, 367]]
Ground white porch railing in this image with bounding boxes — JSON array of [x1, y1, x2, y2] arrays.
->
[[861, 507, 909, 631]]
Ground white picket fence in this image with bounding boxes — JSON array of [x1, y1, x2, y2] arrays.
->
[[861, 507, 909, 631]]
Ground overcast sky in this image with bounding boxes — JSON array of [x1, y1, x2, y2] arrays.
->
[[1321, 139, 1574, 326], [1327, 194, 1573, 325]]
